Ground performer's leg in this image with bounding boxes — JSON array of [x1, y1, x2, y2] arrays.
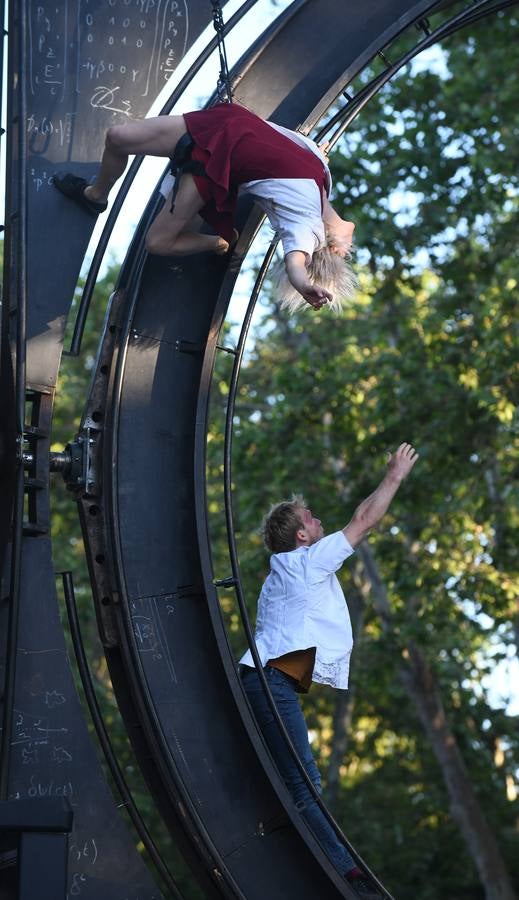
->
[[146, 174, 236, 256], [86, 115, 188, 205], [145, 177, 231, 257], [242, 667, 356, 876]]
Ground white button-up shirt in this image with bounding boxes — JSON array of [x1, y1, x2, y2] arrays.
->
[[240, 531, 354, 689]]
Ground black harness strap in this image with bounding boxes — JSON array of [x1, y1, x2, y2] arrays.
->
[[167, 0, 232, 214], [168, 132, 207, 213], [210, 0, 233, 104]]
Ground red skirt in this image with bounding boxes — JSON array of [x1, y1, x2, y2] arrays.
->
[[183, 104, 326, 242]]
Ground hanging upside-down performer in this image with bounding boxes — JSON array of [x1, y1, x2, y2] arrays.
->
[[240, 443, 420, 899], [53, 103, 357, 311]]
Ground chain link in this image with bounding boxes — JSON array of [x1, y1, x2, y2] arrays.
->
[[210, 0, 233, 103]]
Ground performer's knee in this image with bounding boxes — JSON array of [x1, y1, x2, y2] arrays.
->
[[105, 125, 129, 154], [144, 228, 164, 255], [144, 223, 180, 255]]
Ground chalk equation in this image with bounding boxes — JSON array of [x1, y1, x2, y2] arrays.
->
[[81, 59, 141, 82], [28, 2, 68, 99], [26, 773, 74, 798], [132, 614, 162, 660], [131, 597, 178, 684], [45, 689, 67, 708], [90, 85, 133, 117], [29, 167, 54, 193], [12, 708, 69, 748], [28, 0, 189, 105], [79, 0, 188, 98], [27, 112, 76, 149], [70, 870, 87, 896], [70, 837, 98, 865]]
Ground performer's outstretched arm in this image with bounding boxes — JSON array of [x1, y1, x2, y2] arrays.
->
[[344, 443, 419, 547], [284, 251, 332, 310]]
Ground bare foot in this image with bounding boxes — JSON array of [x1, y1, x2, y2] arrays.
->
[[214, 229, 239, 256], [214, 237, 231, 255]]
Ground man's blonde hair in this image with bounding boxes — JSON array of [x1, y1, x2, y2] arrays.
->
[[261, 496, 306, 553]]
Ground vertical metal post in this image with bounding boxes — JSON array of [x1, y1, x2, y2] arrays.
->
[[0, 0, 28, 799], [0, 0, 6, 156]]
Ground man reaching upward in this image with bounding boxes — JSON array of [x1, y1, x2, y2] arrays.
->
[[240, 443, 419, 899]]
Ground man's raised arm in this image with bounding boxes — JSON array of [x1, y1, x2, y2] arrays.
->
[[344, 443, 419, 548]]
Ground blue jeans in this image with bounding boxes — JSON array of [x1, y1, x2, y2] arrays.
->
[[242, 666, 355, 875]]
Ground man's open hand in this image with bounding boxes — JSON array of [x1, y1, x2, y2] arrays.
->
[[387, 443, 419, 482]]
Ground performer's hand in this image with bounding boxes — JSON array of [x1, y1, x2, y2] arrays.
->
[[300, 284, 332, 310], [344, 443, 419, 547], [327, 220, 355, 257], [386, 443, 419, 482], [285, 251, 331, 310]]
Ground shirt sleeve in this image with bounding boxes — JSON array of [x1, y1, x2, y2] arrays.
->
[[280, 221, 319, 259], [305, 531, 354, 582]]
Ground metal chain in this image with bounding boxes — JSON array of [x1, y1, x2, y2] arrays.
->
[[210, 0, 233, 102]]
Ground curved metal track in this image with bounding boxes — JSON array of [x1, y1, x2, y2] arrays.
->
[[1, 1, 516, 898], [0, 2, 238, 897], [91, 2, 474, 898]]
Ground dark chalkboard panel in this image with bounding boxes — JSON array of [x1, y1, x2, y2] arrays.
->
[[24, 0, 230, 389], [5, 537, 163, 899], [2, 2, 232, 898], [27, 0, 222, 166]]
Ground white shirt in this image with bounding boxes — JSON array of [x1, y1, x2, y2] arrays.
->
[[240, 122, 332, 260], [240, 531, 354, 689], [240, 179, 325, 259]]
